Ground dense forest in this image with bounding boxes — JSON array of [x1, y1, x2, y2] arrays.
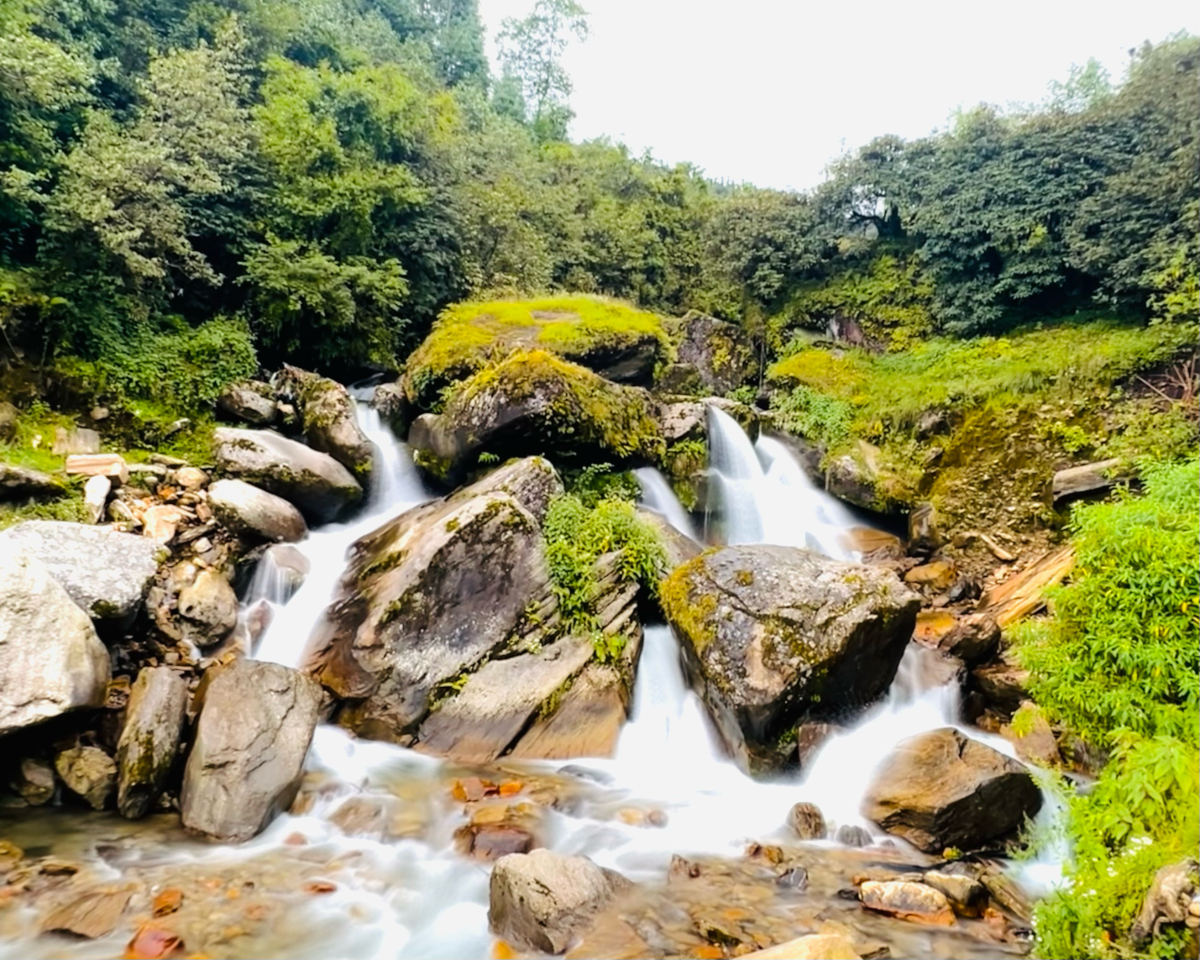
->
[[1, 3, 1197, 959]]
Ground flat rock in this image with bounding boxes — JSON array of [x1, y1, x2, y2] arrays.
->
[[1052, 458, 1126, 502], [0, 542, 110, 736], [116, 666, 189, 819], [860, 880, 955, 925], [0, 520, 163, 621], [40, 888, 131, 938], [65, 453, 127, 484]]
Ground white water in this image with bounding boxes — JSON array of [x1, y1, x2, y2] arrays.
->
[[633, 466, 697, 539], [704, 406, 856, 559]]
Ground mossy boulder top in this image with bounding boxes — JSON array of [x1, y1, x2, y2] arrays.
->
[[661, 544, 920, 773], [402, 295, 669, 411]]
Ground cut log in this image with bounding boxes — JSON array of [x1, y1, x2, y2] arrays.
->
[[975, 546, 1074, 628]]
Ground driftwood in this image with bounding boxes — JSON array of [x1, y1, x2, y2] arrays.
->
[[976, 546, 1075, 627]]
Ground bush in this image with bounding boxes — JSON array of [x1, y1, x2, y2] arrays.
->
[[1013, 457, 1200, 959]]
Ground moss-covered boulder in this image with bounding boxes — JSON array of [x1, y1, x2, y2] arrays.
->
[[661, 544, 920, 773], [276, 366, 374, 485], [403, 295, 669, 411], [655, 313, 757, 397], [408, 351, 664, 482]]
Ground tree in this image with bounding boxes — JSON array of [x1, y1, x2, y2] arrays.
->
[[496, 0, 588, 141]]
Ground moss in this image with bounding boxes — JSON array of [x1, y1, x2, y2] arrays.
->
[[404, 294, 669, 410], [0, 491, 92, 529], [360, 549, 408, 579], [735, 569, 754, 586], [538, 674, 575, 719], [662, 439, 706, 481], [443, 518, 459, 532], [660, 556, 719, 654], [414, 448, 453, 481]]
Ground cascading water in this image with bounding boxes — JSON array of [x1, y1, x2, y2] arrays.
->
[[633, 466, 697, 539]]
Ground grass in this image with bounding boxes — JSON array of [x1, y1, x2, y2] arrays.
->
[[403, 294, 669, 410]]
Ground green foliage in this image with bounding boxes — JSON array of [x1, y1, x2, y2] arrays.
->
[[0, 490, 92, 529], [542, 493, 666, 659], [1013, 458, 1200, 959], [495, 0, 588, 141], [770, 384, 855, 447], [562, 462, 640, 507]]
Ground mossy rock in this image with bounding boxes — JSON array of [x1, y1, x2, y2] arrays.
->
[[655, 314, 757, 397], [403, 295, 669, 411], [408, 350, 665, 481]]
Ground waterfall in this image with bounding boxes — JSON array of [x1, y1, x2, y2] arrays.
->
[[705, 406, 855, 559], [633, 467, 697, 539]]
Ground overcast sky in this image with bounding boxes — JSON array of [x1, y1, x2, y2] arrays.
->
[[478, 0, 1199, 191]]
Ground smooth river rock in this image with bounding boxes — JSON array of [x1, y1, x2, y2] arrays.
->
[[208, 478, 307, 543], [861, 726, 1043, 853], [0, 542, 110, 737], [212, 427, 362, 523], [115, 666, 189, 819], [277, 366, 375, 485], [181, 660, 321, 842], [661, 544, 920, 772], [0, 520, 163, 621]]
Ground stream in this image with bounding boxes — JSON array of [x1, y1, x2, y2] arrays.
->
[[0, 402, 1063, 960]]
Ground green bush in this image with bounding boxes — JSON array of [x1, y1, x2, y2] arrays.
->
[[1013, 457, 1200, 959]]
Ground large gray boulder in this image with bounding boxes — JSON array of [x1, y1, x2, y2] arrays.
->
[[213, 428, 362, 523], [115, 666, 189, 819], [0, 542, 110, 737], [181, 660, 321, 842], [489, 849, 629, 954], [217, 380, 276, 425], [208, 479, 307, 543], [661, 544, 920, 772], [655, 314, 756, 397], [277, 366, 374, 485], [0, 521, 163, 621], [862, 727, 1043, 853]]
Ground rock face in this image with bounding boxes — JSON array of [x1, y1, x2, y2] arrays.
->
[[181, 660, 321, 842], [55, 746, 116, 810], [0, 543, 110, 737], [208, 479, 307, 543], [115, 666, 189, 819], [661, 545, 920, 772], [0, 520, 162, 621], [408, 351, 663, 479], [277, 366, 374, 485], [655, 314, 756, 396], [217, 380, 276, 425], [861, 727, 1043, 853], [488, 849, 629, 954], [0, 463, 64, 500], [213, 427, 362, 523]]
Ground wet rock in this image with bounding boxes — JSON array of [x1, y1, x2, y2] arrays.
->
[[741, 934, 862, 959], [923, 870, 988, 918], [904, 559, 957, 592], [846, 526, 905, 562], [116, 666, 189, 819], [65, 453, 128, 484], [55, 746, 116, 810], [862, 727, 1043, 853], [460, 823, 536, 861], [1052, 458, 1127, 503], [860, 879, 955, 925], [0, 462, 65, 501], [83, 474, 110, 523], [217, 381, 276, 425], [278, 366, 374, 485], [970, 649, 1029, 717], [908, 503, 941, 556], [256, 543, 311, 601], [934, 613, 1001, 666], [636, 507, 700, 571], [53, 426, 101, 455], [209, 478, 307, 543], [9, 757, 56, 805], [124, 924, 185, 959], [213, 427, 362, 523], [181, 660, 322, 842], [176, 569, 238, 648], [775, 866, 810, 891], [795, 721, 842, 767], [836, 824, 873, 848], [788, 802, 827, 840], [372, 382, 410, 434], [488, 849, 630, 954], [0, 520, 163, 621], [40, 887, 131, 938], [661, 544, 920, 773], [655, 314, 756, 396], [0, 542, 110, 736], [1132, 860, 1198, 945], [329, 795, 397, 839]]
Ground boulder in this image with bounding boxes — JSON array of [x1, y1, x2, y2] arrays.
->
[[277, 366, 374, 485], [142, 504, 183, 544], [209, 478, 307, 543], [1052, 458, 1127, 503], [488, 849, 629, 954], [175, 569, 238, 648], [372, 382, 410, 434], [861, 727, 1043, 853], [661, 545, 920, 772], [180, 660, 322, 842], [173, 466, 208, 490], [1001, 701, 1061, 767], [8, 757, 56, 805], [0, 520, 163, 621], [55, 746, 116, 810], [860, 880, 955, 925], [907, 503, 941, 556], [0, 463, 65, 501], [824, 441, 911, 513], [0, 542, 110, 736], [115, 666, 189, 819], [655, 314, 756, 396], [217, 381, 276, 425], [934, 613, 1001, 666], [788, 802, 827, 840], [922, 870, 988, 918], [65, 453, 127, 484], [636, 507, 700, 570], [836, 824, 873, 847], [970, 649, 1029, 716], [212, 427, 362, 523], [1131, 859, 1198, 946], [408, 351, 663, 480], [53, 426, 101, 455]]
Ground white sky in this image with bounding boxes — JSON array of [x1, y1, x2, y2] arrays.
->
[[478, 0, 1199, 190]]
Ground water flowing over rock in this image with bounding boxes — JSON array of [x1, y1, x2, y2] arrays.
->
[[0, 520, 163, 621], [115, 666, 189, 819], [212, 427, 363, 523], [277, 366, 375, 485], [0, 542, 110, 737], [488, 849, 630, 954], [661, 544, 920, 772], [208, 478, 307, 543], [861, 727, 1042, 853], [180, 660, 321, 842]]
